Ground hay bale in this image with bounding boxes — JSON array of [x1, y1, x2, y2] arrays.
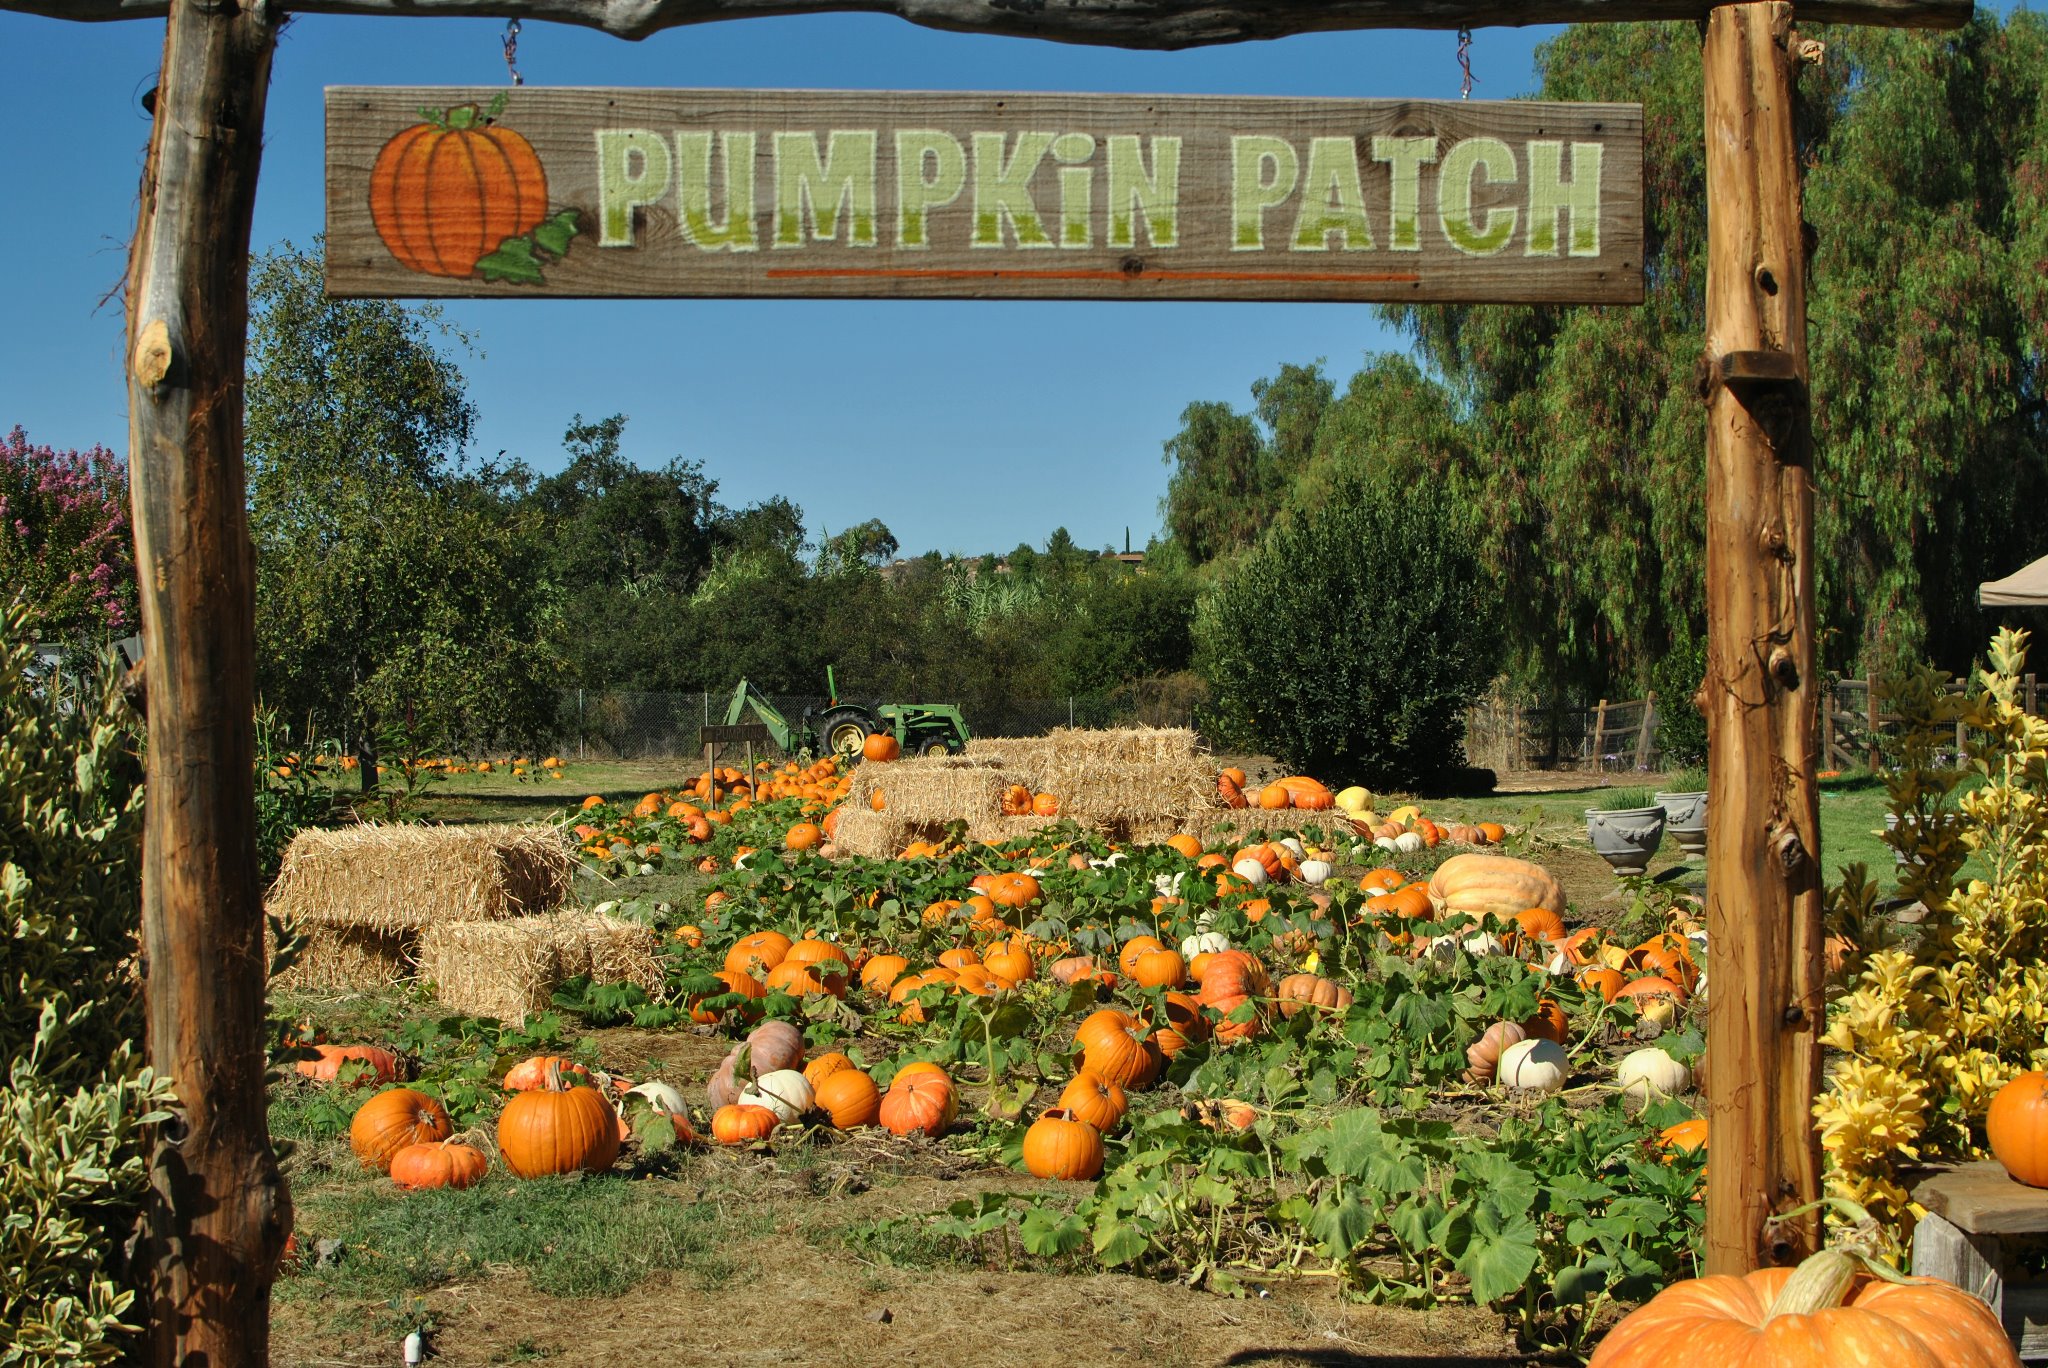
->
[[266, 823, 572, 930], [419, 911, 666, 1024], [419, 919, 560, 1025], [829, 805, 907, 859], [853, 756, 1012, 825], [270, 925, 414, 992], [550, 913, 665, 996]]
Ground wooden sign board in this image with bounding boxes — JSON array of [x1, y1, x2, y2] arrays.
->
[[326, 87, 1642, 305]]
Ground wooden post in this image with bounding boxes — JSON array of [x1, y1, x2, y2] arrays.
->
[[1822, 695, 1836, 772], [126, 1, 288, 1362], [1868, 669, 1882, 772], [2027, 672, 2036, 716], [1701, 1, 1825, 1276], [1636, 690, 1658, 771], [1593, 698, 1610, 770]]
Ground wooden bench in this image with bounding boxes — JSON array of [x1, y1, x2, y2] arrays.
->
[[1912, 1163, 2048, 1359]]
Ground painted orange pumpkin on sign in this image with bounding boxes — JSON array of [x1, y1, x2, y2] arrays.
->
[[368, 94, 578, 284]]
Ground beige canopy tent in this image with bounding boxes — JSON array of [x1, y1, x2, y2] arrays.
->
[[1980, 556, 2048, 607]]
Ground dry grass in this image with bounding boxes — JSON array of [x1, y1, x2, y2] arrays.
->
[[418, 911, 663, 1025], [266, 823, 572, 931]]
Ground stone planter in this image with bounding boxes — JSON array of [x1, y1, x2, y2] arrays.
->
[[1654, 790, 1707, 858], [1586, 806, 1667, 876]]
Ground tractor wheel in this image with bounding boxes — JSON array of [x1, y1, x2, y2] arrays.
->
[[817, 707, 877, 761], [917, 738, 953, 758]]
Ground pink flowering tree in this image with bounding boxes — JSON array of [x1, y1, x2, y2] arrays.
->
[[0, 426, 136, 640]]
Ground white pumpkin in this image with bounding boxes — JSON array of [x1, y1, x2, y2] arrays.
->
[[625, 1080, 689, 1115], [1231, 858, 1269, 886], [1152, 872, 1186, 899], [1462, 932, 1505, 957], [741, 1069, 813, 1124], [1278, 837, 1307, 860], [1298, 858, 1333, 886], [1374, 836, 1400, 852], [1393, 831, 1426, 853], [1089, 852, 1126, 869], [1616, 1047, 1691, 1105], [1182, 931, 1231, 959], [1335, 785, 1372, 813], [1498, 1037, 1569, 1093], [1420, 935, 1459, 963]]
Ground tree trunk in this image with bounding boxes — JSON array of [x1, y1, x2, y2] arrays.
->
[[127, 2, 289, 1362], [1700, 1, 1826, 1275]]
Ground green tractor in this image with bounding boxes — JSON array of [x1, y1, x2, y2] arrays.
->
[[721, 667, 970, 762]]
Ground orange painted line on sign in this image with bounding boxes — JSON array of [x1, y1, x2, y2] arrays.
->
[[762, 266, 1424, 284]]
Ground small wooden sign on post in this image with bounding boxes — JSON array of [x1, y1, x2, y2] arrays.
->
[[326, 87, 1642, 305]]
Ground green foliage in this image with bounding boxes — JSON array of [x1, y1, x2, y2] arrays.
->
[[1194, 475, 1498, 786], [247, 242, 562, 756], [254, 710, 339, 882], [1651, 633, 1708, 768], [0, 607, 172, 1365], [1378, 14, 2048, 696]]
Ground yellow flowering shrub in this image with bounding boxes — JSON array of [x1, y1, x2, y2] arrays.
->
[[1816, 628, 2048, 1252]]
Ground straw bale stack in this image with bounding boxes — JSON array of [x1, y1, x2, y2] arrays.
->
[[270, 926, 414, 993], [829, 805, 908, 860], [267, 823, 573, 930], [845, 755, 1011, 826], [418, 911, 663, 1025]]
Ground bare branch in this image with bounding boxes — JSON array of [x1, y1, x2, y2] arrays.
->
[[0, 0, 1971, 46]]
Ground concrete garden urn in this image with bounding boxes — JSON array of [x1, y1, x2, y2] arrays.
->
[[1653, 791, 1707, 858], [1585, 806, 1667, 876]]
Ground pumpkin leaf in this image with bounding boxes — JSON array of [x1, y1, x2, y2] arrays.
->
[[475, 236, 544, 286], [1018, 1205, 1087, 1257], [1453, 1203, 1541, 1305], [531, 209, 581, 261]]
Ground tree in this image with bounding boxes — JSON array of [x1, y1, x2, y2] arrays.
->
[[1251, 359, 1333, 482], [0, 427, 135, 641], [1196, 474, 1499, 787], [246, 243, 560, 773], [1159, 399, 1271, 566]]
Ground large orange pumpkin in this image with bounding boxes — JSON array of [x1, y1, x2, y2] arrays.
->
[[863, 732, 901, 762], [725, 930, 793, 977], [1059, 1071, 1128, 1131], [351, 1088, 452, 1172], [1022, 1108, 1105, 1181], [497, 1064, 621, 1178], [1989, 1071, 2048, 1188], [369, 104, 549, 279], [813, 1068, 883, 1129], [879, 1068, 957, 1137], [1074, 1009, 1160, 1089], [1587, 1247, 2020, 1367]]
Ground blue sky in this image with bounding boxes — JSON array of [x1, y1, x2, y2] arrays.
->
[[0, 11, 1568, 557]]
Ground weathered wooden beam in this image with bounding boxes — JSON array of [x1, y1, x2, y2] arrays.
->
[[126, 0, 289, 1363], [2, 0, 1973, 45], [1700, 0, 1825, 1275]]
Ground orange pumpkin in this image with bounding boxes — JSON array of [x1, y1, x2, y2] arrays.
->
[[1129, 948, 1187, 990], [503, 1054, 591, 1091], [987, 873, 1042, 910], [369, 104, 549, 279], [1022, 1108, 1105, 1181], [1117, 936, 1164, 977], [1073, 1009, 1161, 1089], [879, 1068, 957, 1137], [764, 958, 848, 999], [1989, 1071, 2048, 1188], [295, 1044, 399, 1086], [1520, 998, 1570, 1045], [804, 1052, 858, 1088], [1586, 1246, 2020, 1367], [689, 968, 765, 1024], [350, 1088, 452, 1173], [497, 1065, 620, 1178], [813, 1068, 883, 1129], [786, 822, 822, 851], [711, 1103, 780, 1144], [724, 930, 793, 977], [1274, 973, 1352, 1018], [860, 954, 910, 995], [1032, 792, 1060, 817], [862, 732, 901, 762], [1059, 1071, 1129, 1131], [1581, 966, 1627, 1003], [1166, 833, 1203, 859], [389, 1139, 487, 1191]]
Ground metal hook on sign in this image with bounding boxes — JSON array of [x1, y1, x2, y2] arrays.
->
[[1457, 26, 1478, 100], [503, 18, 524, 86]]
